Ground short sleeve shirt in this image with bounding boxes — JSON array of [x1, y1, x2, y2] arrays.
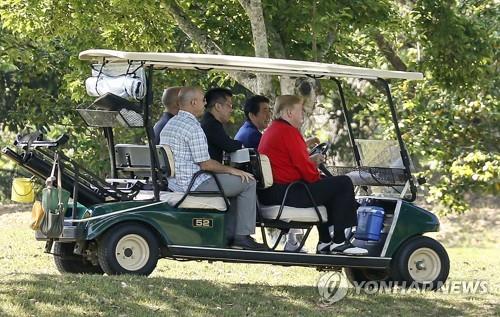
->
[[159, 110, 211, 192]]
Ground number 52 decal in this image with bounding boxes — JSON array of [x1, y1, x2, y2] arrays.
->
[[192, 218, 213, 228]]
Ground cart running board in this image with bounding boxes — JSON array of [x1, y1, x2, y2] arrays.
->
[[167, 245, 391, 269]]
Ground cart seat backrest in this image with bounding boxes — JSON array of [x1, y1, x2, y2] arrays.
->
[[257, 154, 273, 189], [114, 144, 175, 178], [253, 153, 328, 223]]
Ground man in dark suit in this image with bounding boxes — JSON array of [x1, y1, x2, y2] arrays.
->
[[201, 88, 243, 162]]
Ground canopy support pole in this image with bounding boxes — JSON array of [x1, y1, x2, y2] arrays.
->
[[332, 78, 362, 167], [144, 65, 160, 201], [378, 78, 416, 201], [103, 127, 116, 179]]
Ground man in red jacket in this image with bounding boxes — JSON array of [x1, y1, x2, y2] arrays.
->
[[258, 95, 367, 255]]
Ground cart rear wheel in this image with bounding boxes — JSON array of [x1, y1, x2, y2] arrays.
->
[[53, 242, 103, 275], [97, 223, 159, 276], [392, 236, 449, 290], [344, 268, 399, 288]]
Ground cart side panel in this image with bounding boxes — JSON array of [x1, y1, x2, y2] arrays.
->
[[85, 202, 226, 248], [383, 202, 440, 257]]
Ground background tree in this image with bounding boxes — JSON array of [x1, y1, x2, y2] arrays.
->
[[0, 0, 497, 213]]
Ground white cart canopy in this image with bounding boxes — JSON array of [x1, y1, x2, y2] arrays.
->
[[79, 49, 423, 81]]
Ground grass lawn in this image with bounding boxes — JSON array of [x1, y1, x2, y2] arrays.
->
[[0, 204, 498, 317]]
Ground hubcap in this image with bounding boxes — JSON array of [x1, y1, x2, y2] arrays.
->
[[407, 247, 441, 283], [115, 234, 150, 271]]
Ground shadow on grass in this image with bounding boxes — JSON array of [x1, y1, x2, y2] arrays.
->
[[0, 204, 30, 217], [0, 273, 484, 317]]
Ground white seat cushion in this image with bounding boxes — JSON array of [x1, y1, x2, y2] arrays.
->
[[259, 154, 273, 189], [134, 190, 227, 211], [259, 204, 328, 223]]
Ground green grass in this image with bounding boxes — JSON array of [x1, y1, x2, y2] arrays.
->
[[0, 204, 498, 317]]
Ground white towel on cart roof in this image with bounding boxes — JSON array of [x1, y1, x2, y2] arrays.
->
[[85, 76, 144, 101]]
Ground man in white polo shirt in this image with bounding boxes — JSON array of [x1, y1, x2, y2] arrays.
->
[[160, 87, 267, 251]]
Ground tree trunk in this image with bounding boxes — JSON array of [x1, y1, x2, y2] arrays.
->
[[238, 0, 273, 96]]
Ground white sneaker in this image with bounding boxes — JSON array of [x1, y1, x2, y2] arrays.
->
[[316, 242, 332, 254], [330, 241, 368, 255], [284, 240, 308, 253]]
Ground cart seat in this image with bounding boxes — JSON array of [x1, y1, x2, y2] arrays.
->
[[253, 153, 327, 223], [114, 144, 227, 211], [114, 144, 174, 178], [134, 190, 227, 211]]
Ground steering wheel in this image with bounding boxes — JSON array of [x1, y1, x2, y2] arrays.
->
[[309, 142, 330, 156], [308, 142, 334, 177]]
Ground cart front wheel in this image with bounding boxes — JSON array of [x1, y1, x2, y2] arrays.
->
[[98, 223, 159, 276], [392, 236, 449, 290]]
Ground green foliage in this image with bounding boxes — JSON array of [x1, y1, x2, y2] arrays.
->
[[0, 0, 497, 213], [413, 0, 497, 89]]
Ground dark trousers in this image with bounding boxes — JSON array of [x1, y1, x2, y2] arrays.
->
[[258, 175, 359, 243]]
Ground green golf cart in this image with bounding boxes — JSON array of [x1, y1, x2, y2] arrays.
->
[[2, 49, 449, 290]]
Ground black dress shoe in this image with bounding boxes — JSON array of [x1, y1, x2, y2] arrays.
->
[[231, 235, 270, 251]]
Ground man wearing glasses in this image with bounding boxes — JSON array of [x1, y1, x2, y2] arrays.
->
[[201, 88, 243, 163]]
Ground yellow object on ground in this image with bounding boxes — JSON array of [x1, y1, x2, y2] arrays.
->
[[11, 177, 35, 203]]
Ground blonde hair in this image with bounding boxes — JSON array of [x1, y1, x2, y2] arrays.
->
[[273, 95, 304, 119]]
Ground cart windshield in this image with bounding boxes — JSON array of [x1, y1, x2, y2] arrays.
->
[[355, 139, 413, 169]]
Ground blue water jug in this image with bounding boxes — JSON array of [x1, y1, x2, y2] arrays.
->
[[355, 206, 385, 241]]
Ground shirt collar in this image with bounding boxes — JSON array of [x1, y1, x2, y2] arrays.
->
[[178, 110, 198, 122], [204, 111, 222, 125], [275, 118, 292, 126], [244, 119, 259, 131]]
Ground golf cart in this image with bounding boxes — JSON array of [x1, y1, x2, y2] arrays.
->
[[2, 49, 449, 290]]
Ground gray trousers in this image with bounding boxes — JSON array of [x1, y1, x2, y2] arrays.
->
[[196, 174, 257, 238]]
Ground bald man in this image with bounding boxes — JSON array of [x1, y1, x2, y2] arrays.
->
[[153, 86, 182, 145], [160, 87, 267, 251]]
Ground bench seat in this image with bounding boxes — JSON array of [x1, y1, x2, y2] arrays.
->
[[134, 190, 227, 211]]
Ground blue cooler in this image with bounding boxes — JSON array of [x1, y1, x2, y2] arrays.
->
[[355, 206, 385, 241]]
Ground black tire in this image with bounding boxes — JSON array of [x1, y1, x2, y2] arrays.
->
[[97, 223, 159, 276], [53, 242, 104, 274], [344, 267, 399, 288], [391, 236, 450, 290]]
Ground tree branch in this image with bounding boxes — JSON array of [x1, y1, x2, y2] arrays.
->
[[163, 1, 223, 55], [162, 0, 258, 92], [372, 30, 408, 71], [319, 31, 335, 61], [262, 16, 297, 94], [265, 20, 286, 59]]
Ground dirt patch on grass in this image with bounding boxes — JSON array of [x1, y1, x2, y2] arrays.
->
[[0, 204, 32, 229], [0, 204, 30, 216]]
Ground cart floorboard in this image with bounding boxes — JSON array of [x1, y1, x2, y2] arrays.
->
[[167, 245, 391, 269]]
